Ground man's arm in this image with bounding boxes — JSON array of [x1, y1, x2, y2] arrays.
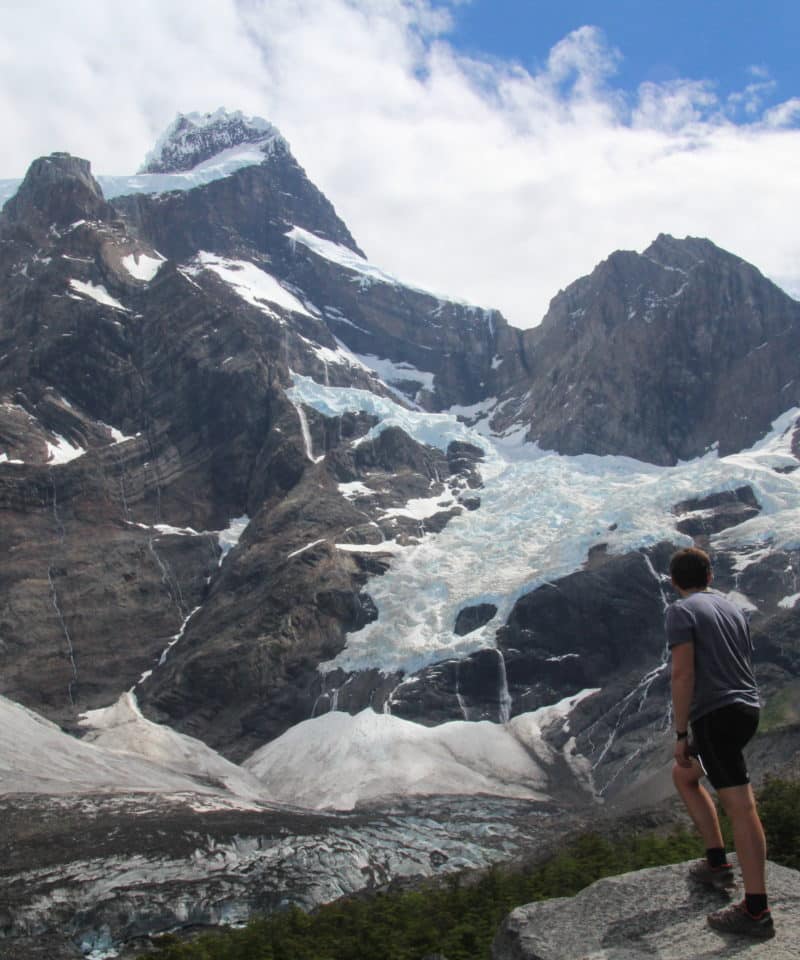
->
[[671, 641, 695, 767]]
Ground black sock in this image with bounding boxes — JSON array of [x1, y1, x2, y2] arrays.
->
[[706, 847, 728, 868], [745, 893, 768, 916]]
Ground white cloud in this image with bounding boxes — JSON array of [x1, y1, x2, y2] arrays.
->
[[1, 1, 799, 327], [763, 97, 800, 128]]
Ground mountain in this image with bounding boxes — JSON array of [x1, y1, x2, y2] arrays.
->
[[2, 108, 800, 957], [496, 234, 800, 464], [138, 109, 287, 174]]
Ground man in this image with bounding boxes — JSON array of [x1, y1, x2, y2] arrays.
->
[[666, 546, 774, 939]]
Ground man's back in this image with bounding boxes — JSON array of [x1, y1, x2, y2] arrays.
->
[[665, 589, 759, 722]]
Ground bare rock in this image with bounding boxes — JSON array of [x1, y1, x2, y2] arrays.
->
[[492, 859, 800, 960], [673, 485, 761, 537], [2, 153, 114, 229]]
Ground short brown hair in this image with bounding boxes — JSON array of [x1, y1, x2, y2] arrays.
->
[[670, 547, 712, 590]]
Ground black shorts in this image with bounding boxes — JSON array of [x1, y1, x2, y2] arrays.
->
[[689, 703, 759, 790]]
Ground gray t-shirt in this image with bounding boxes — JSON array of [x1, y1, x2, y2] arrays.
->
[[665, 589, 759, 723]]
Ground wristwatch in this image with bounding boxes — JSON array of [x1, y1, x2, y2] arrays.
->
[[676, 730, 689, 740]]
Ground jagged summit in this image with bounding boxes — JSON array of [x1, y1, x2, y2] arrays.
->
[[1, 151, 113, 227], [490, 232, 800, 463], [644, 232, 741, 273], [139, 108, 288, 174]]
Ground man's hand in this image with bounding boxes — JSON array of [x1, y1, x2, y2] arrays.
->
[[674, 737, 692, 768]]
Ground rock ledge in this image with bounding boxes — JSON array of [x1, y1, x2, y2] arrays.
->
[[492, 859, 799, 959]]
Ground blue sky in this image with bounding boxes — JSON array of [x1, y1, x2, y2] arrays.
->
[[2, 0, 799, 326], [449, 0, 799, 116]]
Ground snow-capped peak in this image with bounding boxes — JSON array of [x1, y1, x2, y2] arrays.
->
[[139, 108, 288, 174]]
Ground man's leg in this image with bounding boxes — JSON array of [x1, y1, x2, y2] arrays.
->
[[717, 783, 767, 896], [672, 758, 724, 849]]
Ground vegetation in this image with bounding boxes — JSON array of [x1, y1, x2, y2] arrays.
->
[[137, 778, 800, 960], [759, 680, 800, 732]]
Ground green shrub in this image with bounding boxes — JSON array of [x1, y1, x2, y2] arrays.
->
[[759, 776, 800, 870]]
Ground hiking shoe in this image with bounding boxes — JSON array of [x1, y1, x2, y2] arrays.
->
[[688, 859, 735, 890], [707, 901, 775, 939]]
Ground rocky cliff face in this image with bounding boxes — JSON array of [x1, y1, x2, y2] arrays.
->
[[1, 152, 115, 230], [491, 234, 800, 464]]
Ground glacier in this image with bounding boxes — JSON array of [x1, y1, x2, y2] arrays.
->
[[289, 374, 800, 677]]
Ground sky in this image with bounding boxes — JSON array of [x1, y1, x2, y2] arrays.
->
[[2, 0, 799, 328]]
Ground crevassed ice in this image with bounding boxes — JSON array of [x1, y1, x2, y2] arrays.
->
[[287, 374, 800, 676]]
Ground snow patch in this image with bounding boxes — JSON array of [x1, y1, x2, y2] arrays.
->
[[189, 252, 313, 318], [382, 489, 459, 521], [336, 542, 401, 554], [288, 538, 327, 559], [217, 515, 250, 563], [69, 279, 129, 312], [98, 421, 138, 445], [46, 433, 85, 464], [121, 251, 165, 282], [447, 396, 498, 423], [354, 353, 436, 393], [339, 481, 375, 500]]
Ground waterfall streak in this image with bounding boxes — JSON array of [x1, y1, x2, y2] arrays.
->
[[149, 538, 187, 619], [455, 660, 469, 721], [48, 566, 78, 705], [495, 648, 512, 724], [292, 401, 324, 463]]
